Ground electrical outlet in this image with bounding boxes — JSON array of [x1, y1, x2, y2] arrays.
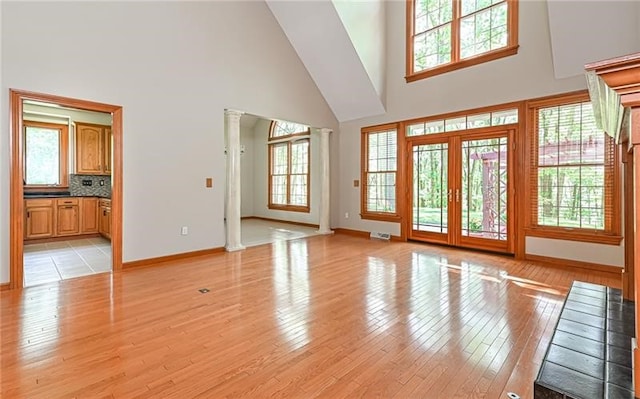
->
[[181, 226, 188, 235], [345, 212, 349, 219]]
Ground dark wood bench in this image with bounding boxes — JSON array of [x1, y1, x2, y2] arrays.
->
[[534, 281, 635, 399]]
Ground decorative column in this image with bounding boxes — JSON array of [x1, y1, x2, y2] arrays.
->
[[225, 109, 245, 252], [317, 128, 334, 234]]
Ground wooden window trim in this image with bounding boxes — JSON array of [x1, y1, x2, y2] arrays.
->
[[268, 120, 310, 141], [361, 123, 401, 222], [268, 138, 310, 213], [23, 120, 69, 190], [405, 0, 519, 82], [524, 91, 622, 245]]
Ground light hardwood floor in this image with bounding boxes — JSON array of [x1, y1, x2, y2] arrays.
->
[[0, 234, 620, 398]]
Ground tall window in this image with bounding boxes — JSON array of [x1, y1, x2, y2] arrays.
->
[[268, 121, 310, 212], [361, 125, 400, 221], [24, 121, 69, 188], [527, 93, 620, 243], [406, 0, 519, 82]]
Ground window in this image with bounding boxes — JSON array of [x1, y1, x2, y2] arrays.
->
[[406, 107, 518, 136], [406, 0, 519, 82], [23, 121, 69, 188], [527, 93, 621, 244], [268, 121, 310, 212], [361, 125, 400, 221]]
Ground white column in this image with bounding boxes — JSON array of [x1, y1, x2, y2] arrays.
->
[[225, 109, 245, 251], [317, 128, 334, 235]]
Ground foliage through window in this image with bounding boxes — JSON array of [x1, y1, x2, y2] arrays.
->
[[529, 95, 619, 239], [269, 139, 310, 212], [270, 120, 309, 140], [362, 127, 399, 220], [24, 121, 69, 188], [407, 0, 518, 81]]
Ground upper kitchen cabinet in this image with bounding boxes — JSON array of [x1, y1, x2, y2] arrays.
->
[[76, 122, 111, 175]]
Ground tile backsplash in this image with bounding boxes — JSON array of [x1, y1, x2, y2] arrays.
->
[[69, 174, 111, 198]]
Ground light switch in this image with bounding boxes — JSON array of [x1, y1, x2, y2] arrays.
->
[[206, 178, 213, 188], [353, 180, 360, 187]]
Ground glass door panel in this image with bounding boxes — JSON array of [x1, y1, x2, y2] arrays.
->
[[411, 142, 449, 242], [460, 136, 509, 247]]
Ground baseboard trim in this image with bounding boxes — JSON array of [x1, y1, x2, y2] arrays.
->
[[525, 254, 623, 275], [24, 233, 103, 245], [123, 247, 225, 270], [334, 227, 402, 242], [0, 283, 10, 291], [242, 216, 319, 229]]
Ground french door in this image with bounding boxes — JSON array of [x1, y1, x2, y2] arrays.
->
[[408, 129, 514, 254]]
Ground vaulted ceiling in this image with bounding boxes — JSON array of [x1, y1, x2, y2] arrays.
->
[[266, 0, 640, 123]]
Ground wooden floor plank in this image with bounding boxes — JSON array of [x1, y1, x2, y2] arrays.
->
[[0, 235, 621, 398]]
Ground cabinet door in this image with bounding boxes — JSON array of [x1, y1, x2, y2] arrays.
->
[[99, 206, 111, 239], [76, 124, 103, 174], [81, 198, 99, 233], [104, 127, 112, 175], [57, 205, 80, 236], [26, 206, 54, 239]]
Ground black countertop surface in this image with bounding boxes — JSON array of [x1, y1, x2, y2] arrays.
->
[[24, 192, 110, 199]]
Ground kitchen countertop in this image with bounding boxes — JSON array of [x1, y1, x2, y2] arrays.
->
[[24, 193, 111, 199]]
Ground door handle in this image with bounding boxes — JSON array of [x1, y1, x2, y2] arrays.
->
[[456, 189, 460, 203], [447, 189, 452, 202]]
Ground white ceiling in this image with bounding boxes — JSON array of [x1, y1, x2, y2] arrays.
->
[[265, 0, 385, 123], [547, 0, 640, 79]]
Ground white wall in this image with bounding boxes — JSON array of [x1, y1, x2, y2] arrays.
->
[[240, 125, 255, 217], [333, 0, 386, 104], [1, 1, 338, 282], [249, 119, 321, 225], [334, 0, 624, 266]]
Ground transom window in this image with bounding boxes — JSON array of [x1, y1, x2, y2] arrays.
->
[[268, 120, 310, 212], [407, 0, 519, 82], [23, 121, 69, 188], [361, 125, 400, 221], [270, 120, 309, 139], [407, 108, 518, 136], [527, 93, 620, 243]]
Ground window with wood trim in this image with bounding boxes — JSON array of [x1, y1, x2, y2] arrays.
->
[[269, 138, 310, 212], [269, 120, 310, 140], [23, 121, 69, 188], [361, 126, 400, 221], [406, 0, 519, 82], [527, 93, 621, 244]]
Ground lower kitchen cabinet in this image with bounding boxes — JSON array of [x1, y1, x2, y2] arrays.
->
[[99, 199, 111, 240], [81, 197, 99, 234], [56, 198, 80, 236], [25, 199, 55, 239], [24, 196, 108, 241]]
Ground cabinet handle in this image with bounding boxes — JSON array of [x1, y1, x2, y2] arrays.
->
[[64, 206, 73, 209], [103, 210, 107, 216], [27, 211, 30, 218]]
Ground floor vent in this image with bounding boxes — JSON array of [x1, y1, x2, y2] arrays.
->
[[370, 232, 391, 241]]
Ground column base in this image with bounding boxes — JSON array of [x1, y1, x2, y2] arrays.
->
[[225, 244, 246, 252], [316, 229, 334, 235]]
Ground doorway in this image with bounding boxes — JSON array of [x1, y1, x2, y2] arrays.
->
[[407, 128, 515, 254], [9, 90, 123, 290]]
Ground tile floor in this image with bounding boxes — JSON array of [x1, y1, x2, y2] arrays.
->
[[23, 237, 112, 287], [241, 218, 321, 247]]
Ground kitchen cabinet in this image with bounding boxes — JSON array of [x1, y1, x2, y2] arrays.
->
[[76, 123, 111, 175], [81, 197, 99, 234], [99, 198, 111, 240], [56, 198, 80, 236], [25, 199, 54, 239]]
